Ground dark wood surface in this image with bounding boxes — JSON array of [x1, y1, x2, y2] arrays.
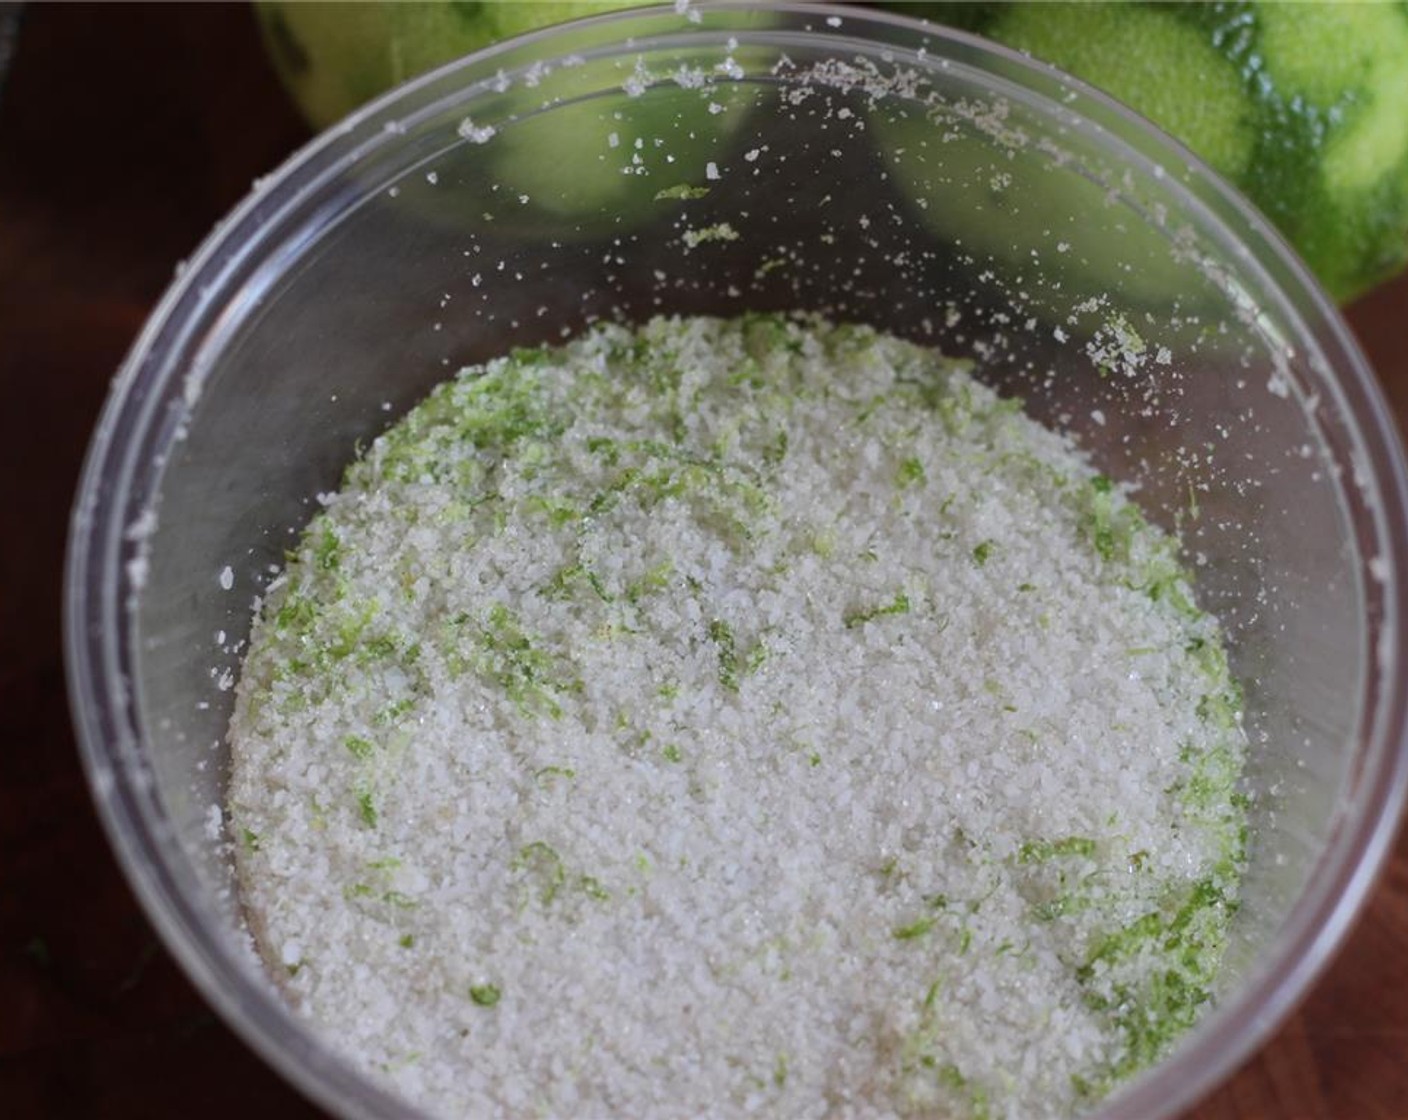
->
[[2, 5, 1405, 1118]]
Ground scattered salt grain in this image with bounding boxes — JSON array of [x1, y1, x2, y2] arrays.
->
[[456, 117, 496, 144]]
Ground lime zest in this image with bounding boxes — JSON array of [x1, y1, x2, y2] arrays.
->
[[843, 591, 911, 629], [654, 184, 711, 201], [469, 983, 501, 1007]]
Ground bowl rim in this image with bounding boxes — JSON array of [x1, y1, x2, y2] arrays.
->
[[65, 3, 1408, 1118]]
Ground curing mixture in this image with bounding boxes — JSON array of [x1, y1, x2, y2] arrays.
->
[[228, 314, 1247, 1119]]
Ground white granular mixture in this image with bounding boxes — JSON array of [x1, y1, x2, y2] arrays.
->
[[229, 315, 1246, 1120]]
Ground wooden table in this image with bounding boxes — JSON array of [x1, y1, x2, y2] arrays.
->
[[2, 6, 1405, 1117]]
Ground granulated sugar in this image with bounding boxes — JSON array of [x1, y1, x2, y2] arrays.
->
[[228, 315, 1246, 1119]]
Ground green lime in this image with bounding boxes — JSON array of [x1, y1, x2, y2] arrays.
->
[[255, 1, 750, 237], [255, 1, 646, 132], [870, 102, 1216, 320], [892, 1, 1408, 303]]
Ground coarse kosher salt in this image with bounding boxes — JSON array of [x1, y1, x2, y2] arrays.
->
[[229, 315, 1246, 1120]]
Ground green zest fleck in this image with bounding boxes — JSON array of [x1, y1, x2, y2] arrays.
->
[[586, 436, 620, 465], [682, 222, 740, 248], [707, 619, 739, 692], [579, 875, 611, 901], [514, 841, 566, 905], [662, 743, 683, 763], [542, 563, 584, 602], [373, 697, 416, 726], [534, 765, 576, 787], [344, 734, 374, 760], [1080, 912, 1170, 981], [1018, 836, 1097, 864], [655, 183, 711, 201], [274, 594, 316, 637], [469, 983, 501, 1007], [315, 526, 341, 572], [352, 631, 399, 668], [522, 495, 580, 527], [1079, 473, 1152, 567], [843, 591, 911, 629], [399, 934, 415, 949], [894, 916, 937, 940], [241, 827, 262, 853], [586, 570, 613, 603], [764, 429, 789, 467], [1087, 475, 1115, 558], [898, 456, 926, 487], [931, 1055, 992, 1118], [1197, 684, 1244, 732], [624, 559, 673, 606], [357, 791, 378, 828], [587, 467, 640, 516], [972, 540, 995, 567], [1142, 560, 1200, 618], [741, 311, 803, 359]]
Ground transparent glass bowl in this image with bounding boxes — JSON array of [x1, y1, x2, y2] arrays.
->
[[65, 4, 1408, 1118]]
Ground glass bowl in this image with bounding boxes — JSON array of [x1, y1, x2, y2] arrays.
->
[[65, 4, 1408, 1118]]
